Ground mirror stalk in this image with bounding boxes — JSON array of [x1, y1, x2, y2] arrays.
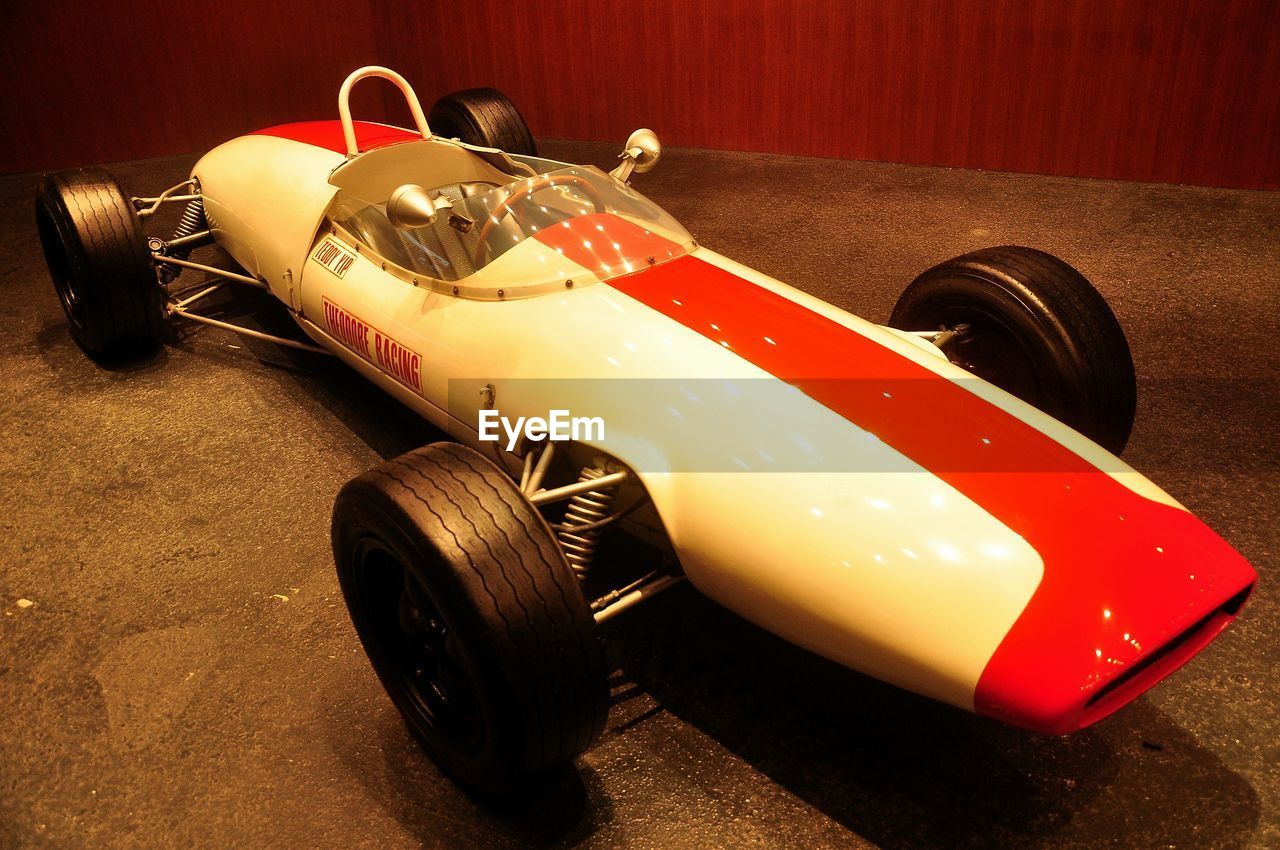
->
[[609, 129, 662, 183]]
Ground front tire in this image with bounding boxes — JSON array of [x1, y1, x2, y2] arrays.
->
[[889, 246, 1136, 454], [35, 168, 163, 359], [332, 442, 607, 794], [429, 88, 538, 156]]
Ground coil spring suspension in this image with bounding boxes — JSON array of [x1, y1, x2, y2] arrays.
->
[[158, 198, 208, 283], [556, 464, 618, 577]]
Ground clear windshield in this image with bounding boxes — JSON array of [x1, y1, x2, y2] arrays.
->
[[334, 165, 692, 283]]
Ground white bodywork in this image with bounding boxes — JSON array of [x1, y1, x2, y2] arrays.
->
[[186, 72, 1254, 735], [191, 127, 1177, 712]]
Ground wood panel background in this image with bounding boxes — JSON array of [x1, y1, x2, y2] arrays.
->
[[4, 0, 1278, 188], [0, 0, 393, 174]]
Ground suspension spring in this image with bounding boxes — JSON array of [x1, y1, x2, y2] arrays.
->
[[158, 198, 208, 283], [556, 464, 618, 578]]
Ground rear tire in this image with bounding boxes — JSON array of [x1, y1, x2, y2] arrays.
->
[[889, 246, 1136, 454], [332, 442, 607, 794], [429, 88, 538, 156], [35, 168, 163, 360]]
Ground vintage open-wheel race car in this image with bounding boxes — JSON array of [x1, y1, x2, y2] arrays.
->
[[35, 66, 1256, 794]]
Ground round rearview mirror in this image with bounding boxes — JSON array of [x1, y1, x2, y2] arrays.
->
[[625, 128, 662, 173], [387, 183, 439, 229]]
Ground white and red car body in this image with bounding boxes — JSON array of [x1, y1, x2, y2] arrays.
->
[[189, 87, 1255, 736]]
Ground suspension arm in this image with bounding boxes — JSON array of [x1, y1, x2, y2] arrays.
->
[[529, 471, 630, 505], [592, 573, 684, 623], [152, 254, 266, 288]]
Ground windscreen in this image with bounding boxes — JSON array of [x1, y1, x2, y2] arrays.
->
[[334, 166, 692, 283]]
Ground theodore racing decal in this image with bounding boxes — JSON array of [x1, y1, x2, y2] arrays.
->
[[321, 298, 423, 394], [373, 331, 422, 393], [312, 236, 356, 278], [323, 297, 370, 356]]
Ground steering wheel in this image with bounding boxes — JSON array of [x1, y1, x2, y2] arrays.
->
[[474, 173, 607, 249]]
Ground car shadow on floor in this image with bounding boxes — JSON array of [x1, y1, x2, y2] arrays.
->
[[35, 321, 173, 382], [325, 690, 615, 848], [161, 284, 444, 459], [323, 579, 1260, 848], [602, 588, 1262, 849]]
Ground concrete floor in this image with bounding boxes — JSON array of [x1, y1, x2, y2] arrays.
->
[[1, 139, 1276, 849]]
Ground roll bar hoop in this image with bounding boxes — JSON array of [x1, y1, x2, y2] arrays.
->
[[337, 66, 432, 158]]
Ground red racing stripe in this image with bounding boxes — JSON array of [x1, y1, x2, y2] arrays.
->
[[533, 212, 684, 274], [251, 120, 419, 154], [539, 216, 1256, 733]]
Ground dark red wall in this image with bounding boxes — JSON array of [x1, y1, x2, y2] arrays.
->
[[0, 0, 393, 173], [5, 1, 1279, 188]]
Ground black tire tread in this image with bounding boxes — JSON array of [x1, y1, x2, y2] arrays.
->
[[334, 443, 605, 790], [429, 88, 537, 156], [36, 168, 162, 357], [971, 246, 1134, 448], [422, 449, 604, 752], [891, 245, 1136, 453], [369, 461, 556, 767]]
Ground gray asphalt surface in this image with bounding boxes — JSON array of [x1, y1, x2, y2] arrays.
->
[[1, 139, 1276, 849]]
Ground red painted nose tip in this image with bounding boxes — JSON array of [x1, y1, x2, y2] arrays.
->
[[974, 502, 1256, 736]]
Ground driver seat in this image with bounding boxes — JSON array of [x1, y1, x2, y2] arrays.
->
[[400, 181, 498, 279], [334, 180, 499, 281]]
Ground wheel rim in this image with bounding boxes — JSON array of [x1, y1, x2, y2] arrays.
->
[[36, 202, 84, 329], [923, 304, 1047, 409], [351, 538, 485, 752]]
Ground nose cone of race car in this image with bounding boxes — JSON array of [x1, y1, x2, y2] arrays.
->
[[973, 496, 1256, 735], [595, 247, 1257, 731]]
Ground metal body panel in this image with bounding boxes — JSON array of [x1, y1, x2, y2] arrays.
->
[[193, 135, 343, 304], [194, 119, 1254, 733], [289, 232, 1062, 712]]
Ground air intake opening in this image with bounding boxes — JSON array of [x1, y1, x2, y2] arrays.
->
[[1080, 584, 1253, 721]]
